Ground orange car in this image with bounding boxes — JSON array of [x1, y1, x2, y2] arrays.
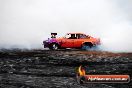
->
[[43, 33, 100, 50]]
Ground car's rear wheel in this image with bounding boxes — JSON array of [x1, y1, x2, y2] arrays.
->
[[49, 43, 59, 50], [81, 42, 93, 50]]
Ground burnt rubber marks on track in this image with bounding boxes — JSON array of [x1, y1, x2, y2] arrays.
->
[[0, 50, 132, 88]]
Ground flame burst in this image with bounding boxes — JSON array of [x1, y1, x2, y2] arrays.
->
[[78, 66, 86, 76]]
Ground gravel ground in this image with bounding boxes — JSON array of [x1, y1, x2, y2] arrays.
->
[[0, 49, 132, 88]]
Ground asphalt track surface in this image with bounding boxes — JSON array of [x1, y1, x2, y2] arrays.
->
[[0, 49, 132, 88]]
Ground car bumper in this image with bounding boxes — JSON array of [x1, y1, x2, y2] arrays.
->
[[43, 41, 49, 48]]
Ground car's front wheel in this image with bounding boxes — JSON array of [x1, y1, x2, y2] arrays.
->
[[49, 43, 59, 50]]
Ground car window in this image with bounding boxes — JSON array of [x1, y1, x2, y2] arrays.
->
[[79, 34, 87, 39], [65, 34, 77, 39], [70, 34, 76, 39], [76, 34, 80, 39], [65, 34, 71, 39]]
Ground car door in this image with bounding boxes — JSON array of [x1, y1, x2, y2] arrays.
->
[[61, 34, 75, 48], [74, 34, 87, 48]]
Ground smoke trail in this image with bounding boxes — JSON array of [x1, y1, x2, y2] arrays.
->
[[0, 0, 132, 52]]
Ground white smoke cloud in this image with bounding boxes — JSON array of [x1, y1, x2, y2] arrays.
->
[[0, 0, 132, 52]]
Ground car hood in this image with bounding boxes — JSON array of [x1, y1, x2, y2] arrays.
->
[[43, 38, 63, 43]]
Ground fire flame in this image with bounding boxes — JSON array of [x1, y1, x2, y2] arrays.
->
[[78, 66, 86, 76]]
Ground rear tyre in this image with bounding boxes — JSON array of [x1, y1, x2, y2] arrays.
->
[[81, 43, 93, 50], [49, 43, 59, 50]]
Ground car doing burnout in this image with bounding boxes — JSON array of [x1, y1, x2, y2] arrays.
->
[[43, 33, 100, 50]]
